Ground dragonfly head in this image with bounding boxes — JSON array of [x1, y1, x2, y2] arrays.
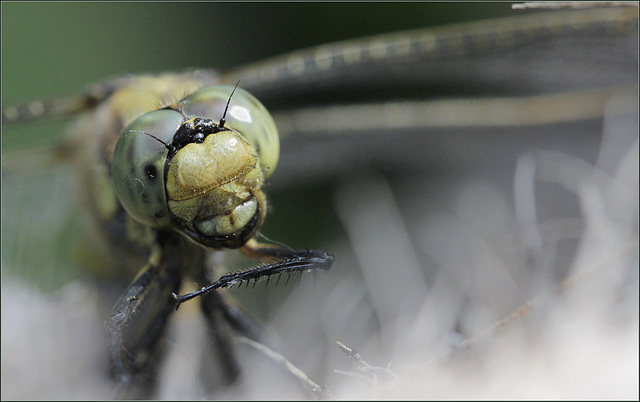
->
[[112, 85, 279, 250]]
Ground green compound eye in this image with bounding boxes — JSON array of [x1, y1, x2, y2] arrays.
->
[[181, 85, 279, 179], [112, 109, 182, 228], [111, 85, 280, 249]]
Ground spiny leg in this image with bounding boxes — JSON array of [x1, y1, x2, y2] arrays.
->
[[179, 239, 334, 395], [173, 239, 334, 306], [194, 242, 271, 394]]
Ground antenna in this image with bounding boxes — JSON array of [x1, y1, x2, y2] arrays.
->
[[219, 79, 241, 128], [129, 129, 173, 152]]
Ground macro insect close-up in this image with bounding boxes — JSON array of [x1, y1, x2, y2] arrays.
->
[[2, 2, 638, 400]]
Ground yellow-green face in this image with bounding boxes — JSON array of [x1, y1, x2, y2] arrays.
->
[[112, 85, 279, 249]]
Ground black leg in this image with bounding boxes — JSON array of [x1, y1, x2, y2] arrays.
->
[[184, 239, 334, 396], [106, 244, 183, 398], [197, 289, 246, 394], [173, 240, 334, 306]]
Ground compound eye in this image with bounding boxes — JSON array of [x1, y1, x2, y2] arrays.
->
[[181, 86, 280, 178], [112, 109, 183, 228]]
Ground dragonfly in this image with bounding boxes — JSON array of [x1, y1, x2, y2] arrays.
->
[[2, 3, 638, 399]]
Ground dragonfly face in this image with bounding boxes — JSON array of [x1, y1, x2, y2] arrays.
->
[[2, 3, 638, 400], [112, 84, 278, 249]]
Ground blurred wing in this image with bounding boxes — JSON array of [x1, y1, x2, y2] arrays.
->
[[223, 7, 638, 185]]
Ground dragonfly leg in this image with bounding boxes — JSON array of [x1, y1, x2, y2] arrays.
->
[[193, 241, 271, 393], [187, 240, 334, 395], [106, 243, 183, 398], [240, 239, 335, 286], [196, 289, 247, 394], [172, 239, 334, 306]]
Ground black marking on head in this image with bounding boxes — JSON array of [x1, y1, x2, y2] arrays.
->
[[168, 117, 227, 158]]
